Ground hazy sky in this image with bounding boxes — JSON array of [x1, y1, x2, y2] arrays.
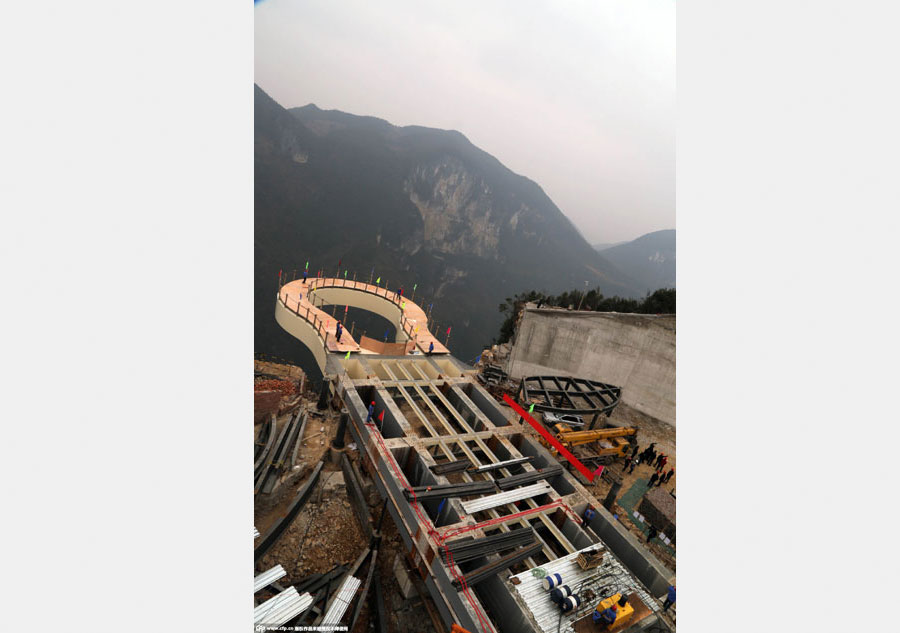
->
[[255, 0, 674, 244]]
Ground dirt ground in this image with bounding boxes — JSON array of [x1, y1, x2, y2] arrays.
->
[[255, 394, 441, 633]]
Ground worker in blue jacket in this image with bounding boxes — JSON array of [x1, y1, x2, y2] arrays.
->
[[663, 585, 676, 612], [592, 604, 617, 628]]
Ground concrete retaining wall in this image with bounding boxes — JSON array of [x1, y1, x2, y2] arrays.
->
[[274, 297, 328, 371], [507, 309, 675, 426]]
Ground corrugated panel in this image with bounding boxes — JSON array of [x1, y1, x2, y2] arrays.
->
[[321, 575, 361, 626], [254, 587, 313, 626], [509, 543, 659, 633], [254, 564, 287, 593], [460, 482, 555, 514]]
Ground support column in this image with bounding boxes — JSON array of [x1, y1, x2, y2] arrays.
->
[[330, 408, 350, 464], [602, 475, 623, 512], [317, 376, 332, 410], [333, 408, 349, 449]]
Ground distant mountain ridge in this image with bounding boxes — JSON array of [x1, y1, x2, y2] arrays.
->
[[254, 85, 643, 374], [592, 240, 627, 252], [597, 229, 675, 295]]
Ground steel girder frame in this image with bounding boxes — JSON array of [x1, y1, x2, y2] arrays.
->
[[516, 375, 621, 416], [337, 375, 486, 633]]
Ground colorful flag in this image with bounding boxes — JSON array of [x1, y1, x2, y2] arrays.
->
[[305, 261, 309, 270], [344, 305, 349, 314], [345, 350, 351, 360], [344, 270, 348, 278], [378, 410, 385, 422], [446, 326, 451, 335], [376, 276, 380, 284], [476, 355, 481, 364], [413, 283, 417, 291], [528, 403, 535, 413]]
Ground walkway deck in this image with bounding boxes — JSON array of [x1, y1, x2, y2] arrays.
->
[[278, 277, 449, 356]]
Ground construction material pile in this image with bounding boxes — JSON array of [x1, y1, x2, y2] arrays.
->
[[255, 378, 297, 396], [638, 487, 676, 542]]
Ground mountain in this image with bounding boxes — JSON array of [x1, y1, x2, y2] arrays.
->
[[254, 84, 642, 376], [592, 241, 627, 252], [598, 229, 675, 295]]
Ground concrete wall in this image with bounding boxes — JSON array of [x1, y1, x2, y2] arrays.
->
[[274, 297, 328, 371], [507, 309, 675, 426]]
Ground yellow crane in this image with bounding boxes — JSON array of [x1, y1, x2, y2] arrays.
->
[[539, 423, 637, 458]]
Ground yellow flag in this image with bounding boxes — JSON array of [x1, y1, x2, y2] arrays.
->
[[345, 350, 351, 360]]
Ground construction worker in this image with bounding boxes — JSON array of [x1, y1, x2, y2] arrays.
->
[[428, 341, 434, 354], [366, 401, 375, 423], [303, 269, 308, 284], [648, 471, 659, 487], [593, 604, 617, 629], [659, 454, 668, 470], [627, 457, 638, 474], [663, 585, 676, 612], [336, 321, 343, 343], [664, 468, 675, 483], [630, 444, 640, 461], [656, 470, 666, 486]]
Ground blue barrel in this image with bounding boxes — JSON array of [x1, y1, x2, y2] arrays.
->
[[560, 595, 582, 613], [549, 585, 572, 604], [542, 573, 563, 591]]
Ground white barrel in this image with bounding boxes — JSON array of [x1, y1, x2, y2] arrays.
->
[[542, 573, 563, 590], [560, 595, 582, 613]]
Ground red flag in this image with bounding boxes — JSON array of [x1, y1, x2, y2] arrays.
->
[[446, 326, 452, 335], [378, 410, 385, 422], [344, 305, 349, 314]]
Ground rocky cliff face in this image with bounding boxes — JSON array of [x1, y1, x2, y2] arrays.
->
[[254, 84, 641, 375], [405, 156, 501, 258]]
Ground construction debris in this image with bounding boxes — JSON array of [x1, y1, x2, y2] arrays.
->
[[430, 458, 472, 475], [450, 541, 544, 589], [254, 587, 313, 628], [404, 480, 497, 502], [255, 460, 324, 562], [494, 464, 563, 491], [442, 528, 537, 564]]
